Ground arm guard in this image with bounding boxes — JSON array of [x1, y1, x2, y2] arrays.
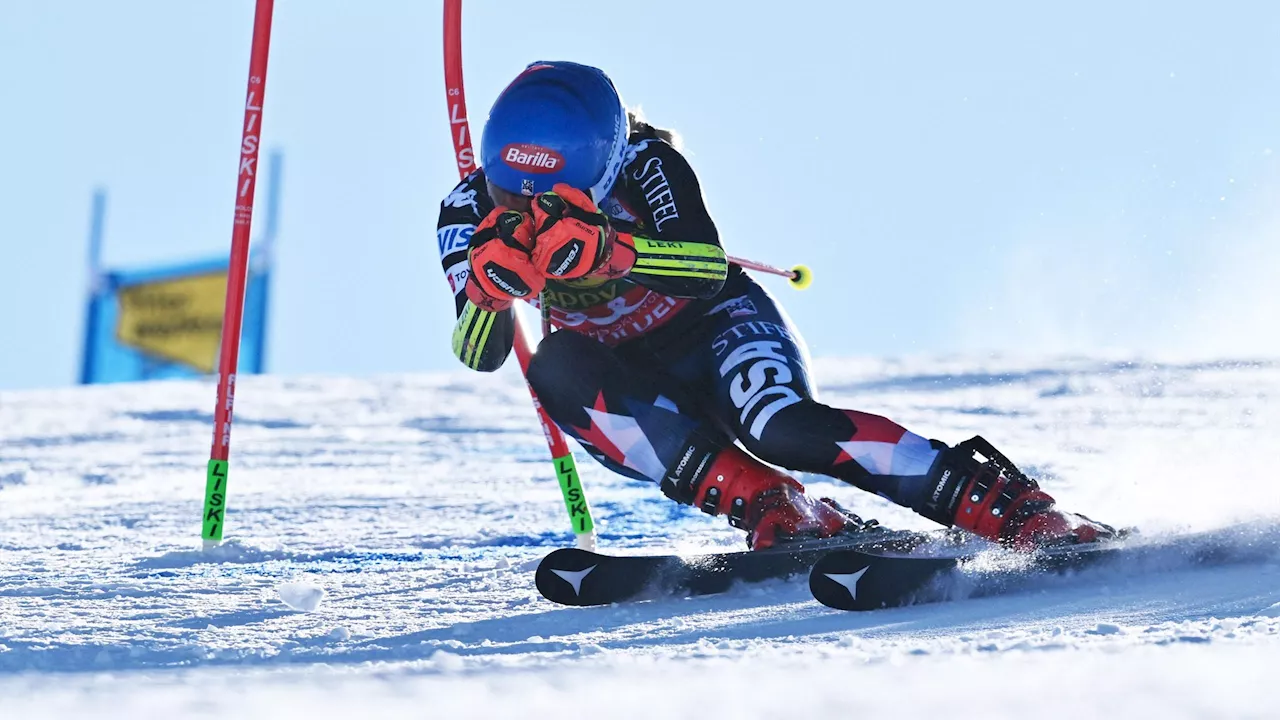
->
[[451, 300, 515, 372], [437, 171, 516, 371]]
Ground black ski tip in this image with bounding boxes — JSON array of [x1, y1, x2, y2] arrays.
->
[[535, 548, 607, 606], [810, 549, 960, 611], [809, 551, 881, 611]]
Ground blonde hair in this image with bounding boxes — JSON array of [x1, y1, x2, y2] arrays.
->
[[627, 107, 682, 150]]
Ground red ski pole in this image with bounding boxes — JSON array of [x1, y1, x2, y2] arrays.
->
[[443, 0, 596, 550], [202, 0, 275, 549]]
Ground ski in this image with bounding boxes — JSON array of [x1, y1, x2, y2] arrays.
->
[[809, 521, 1280, 611], [535, 527, 978, 606]]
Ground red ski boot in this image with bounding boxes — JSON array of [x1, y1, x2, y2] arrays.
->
[[918, 436, 1117, 549], [691, 445, 864, 550]]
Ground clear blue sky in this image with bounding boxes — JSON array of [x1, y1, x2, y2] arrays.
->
[[3, 1, 1278, 390]]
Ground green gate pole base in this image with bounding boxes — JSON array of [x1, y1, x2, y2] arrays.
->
[[554, 453, 596, 550], [203, 459, 229, 548]]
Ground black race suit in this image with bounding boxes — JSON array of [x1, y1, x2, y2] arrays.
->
[[436, 128, 942, 513]]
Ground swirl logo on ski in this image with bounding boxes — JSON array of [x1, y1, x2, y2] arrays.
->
[[551, 565, 597, 597], [823, 566, 869, 599]]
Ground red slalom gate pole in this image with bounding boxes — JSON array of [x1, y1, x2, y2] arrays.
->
[[443, 0, 596, 550], [202, 0, 275, 549]]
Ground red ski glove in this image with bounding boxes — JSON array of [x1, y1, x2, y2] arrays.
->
[[465, 207, 545, 311], [531, 184, 635, 280]]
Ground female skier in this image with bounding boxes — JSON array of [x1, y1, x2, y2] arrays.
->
[[436, 61, 1116, 550]]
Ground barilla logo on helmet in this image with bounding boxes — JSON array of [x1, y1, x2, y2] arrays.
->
[[502, 143, 563, 174]]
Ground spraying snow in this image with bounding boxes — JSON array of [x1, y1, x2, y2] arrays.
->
[[1, 356, 1278, 717]]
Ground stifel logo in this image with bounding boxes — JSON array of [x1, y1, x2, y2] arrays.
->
[[503, 143, 563, 173]]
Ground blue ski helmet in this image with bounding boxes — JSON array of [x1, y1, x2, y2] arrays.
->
[[481, 61, 628, 203]]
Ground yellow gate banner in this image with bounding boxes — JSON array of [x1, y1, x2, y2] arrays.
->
[[81, 256, 269, 384], [115, 270, 229, 373]]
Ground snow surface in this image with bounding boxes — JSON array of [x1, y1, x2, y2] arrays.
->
[[2, 356, 1279, 719]]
